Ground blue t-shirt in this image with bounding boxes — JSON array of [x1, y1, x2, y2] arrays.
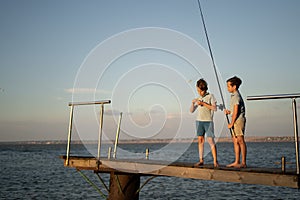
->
[[230, 91, 245, 120]]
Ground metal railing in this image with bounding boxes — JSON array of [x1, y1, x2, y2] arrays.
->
[[65, 100, 111, 166], [247, 93, 300, 174]]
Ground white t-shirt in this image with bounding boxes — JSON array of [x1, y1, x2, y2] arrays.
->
[[196, 93, 216, 121]]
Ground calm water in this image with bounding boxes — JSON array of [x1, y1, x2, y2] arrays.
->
[[1, 142, 300, 199]]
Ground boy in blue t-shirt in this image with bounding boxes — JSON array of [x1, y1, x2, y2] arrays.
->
[[224, 76, 247, 168]]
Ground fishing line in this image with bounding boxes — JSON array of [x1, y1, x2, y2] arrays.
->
[[196, 0, 234, 136]]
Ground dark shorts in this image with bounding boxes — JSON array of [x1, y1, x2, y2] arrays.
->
[[196, 121, 215, 138]]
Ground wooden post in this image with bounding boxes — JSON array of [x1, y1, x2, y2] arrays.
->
[[145, 148, 149, 160], [281, 156, 286, 173], [108, 172, 140, 200], [108, 147, 112, 159]]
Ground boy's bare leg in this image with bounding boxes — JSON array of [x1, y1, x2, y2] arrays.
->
[[227, 137, 240, 167], [207, 137, 219, 167], [194, 136, 204, 166], [238, 136, 247, 168]]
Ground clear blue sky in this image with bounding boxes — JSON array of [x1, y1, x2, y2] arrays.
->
[[0, 0, 299, 141]]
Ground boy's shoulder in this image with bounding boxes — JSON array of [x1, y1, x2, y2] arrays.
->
[[230, 91, 240, 102], [205, 93, 216, 102], [232, 90, 242, 97], [208, 93, 216, 99], [204, 92, 215, 98]]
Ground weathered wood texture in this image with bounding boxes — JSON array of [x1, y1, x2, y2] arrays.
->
[[60, 156, 299, 188], [108, 172, 140, 200]]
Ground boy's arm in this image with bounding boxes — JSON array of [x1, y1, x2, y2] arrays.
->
[[228, 104, 238, 129], [190, 99, 198, 113], [199, 101, 217, 111]]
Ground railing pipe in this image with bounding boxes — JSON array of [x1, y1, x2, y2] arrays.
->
[[247, 93, 300, 101], [97, 104, 104, 160], [65, 100, 111, 164], [113, 112, 123, 159], [66, 105, 74, 166], [292, 98, 299, 174], [247, 93, 300, 174], [108, 147, 112, 159], [68, 100, 111, 106]]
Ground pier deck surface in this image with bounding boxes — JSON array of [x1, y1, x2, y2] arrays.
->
[[60, 156, 299, 188]]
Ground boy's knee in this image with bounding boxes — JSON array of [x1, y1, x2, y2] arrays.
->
[[198, 136, 205, 143], [237, 137, 245, 144], [207, 138, 215, 146]]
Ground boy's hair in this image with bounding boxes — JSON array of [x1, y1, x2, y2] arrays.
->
[[227, 76, 242, 89], [196, 78, 208, 91]]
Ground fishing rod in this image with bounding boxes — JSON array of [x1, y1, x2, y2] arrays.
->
[[196, 0, 235, 137]]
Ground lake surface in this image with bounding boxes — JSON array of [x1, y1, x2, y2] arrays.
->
[[1, 142, 300, 199]]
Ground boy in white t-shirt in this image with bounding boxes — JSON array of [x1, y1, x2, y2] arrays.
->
[[190, 78, 219, 167]]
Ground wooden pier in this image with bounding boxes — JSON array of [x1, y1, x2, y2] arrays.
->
[[61, 97, 300, 199], [60, 156, 299, 199]]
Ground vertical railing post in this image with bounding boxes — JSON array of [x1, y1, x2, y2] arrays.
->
[[292, 98, 299, 174], [247, 94, 300, 174], [66, 105, 74, 166], [281, 156, 286, 173], [113, 112, 123, 159], [97, 104, 104, 160], [145, 148, 149, 160], [108, 147, 112, 159]]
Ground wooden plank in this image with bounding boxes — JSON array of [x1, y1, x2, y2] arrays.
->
[[100, 160, 299, 188], [60, 156, 299, 188], [62, 156, 98, 170], [158, 166, 298, 188]]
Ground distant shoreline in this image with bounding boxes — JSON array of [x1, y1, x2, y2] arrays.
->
[[0, 136, 297, 145]]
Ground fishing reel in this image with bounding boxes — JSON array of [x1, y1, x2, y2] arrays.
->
[[217, 104, 224, 111], [197, 100, 204, 106]]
